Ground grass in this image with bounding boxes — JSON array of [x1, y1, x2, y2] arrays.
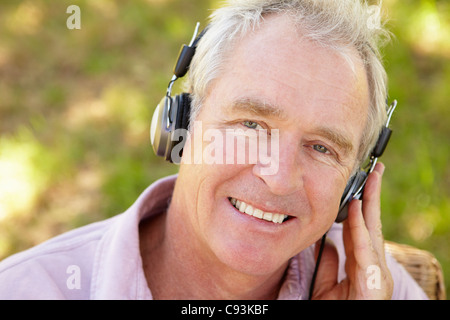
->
[[0, 0, 448, 298]]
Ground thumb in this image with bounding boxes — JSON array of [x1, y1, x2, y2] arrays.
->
[[310, 237, 340, 299]]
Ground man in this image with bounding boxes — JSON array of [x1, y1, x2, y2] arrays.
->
[[0, 0, 428, 299]]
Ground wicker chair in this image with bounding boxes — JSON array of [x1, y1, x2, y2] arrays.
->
[[385, 241, 446, 300]]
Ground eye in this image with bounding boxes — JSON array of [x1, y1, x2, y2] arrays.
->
[[313, 144, 330, 154], [242, 120, 263, 130]]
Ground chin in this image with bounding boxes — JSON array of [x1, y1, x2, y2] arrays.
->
[[205, 225, 293, 277], [219, 245, 289, 277]]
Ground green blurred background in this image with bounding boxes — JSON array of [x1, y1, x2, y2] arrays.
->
[[0, 0, 448, 297]]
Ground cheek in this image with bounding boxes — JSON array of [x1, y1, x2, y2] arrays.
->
[[303, 166, 348, 222], [180, 126, 255, 225]]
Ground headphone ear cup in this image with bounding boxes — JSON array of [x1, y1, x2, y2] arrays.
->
[[175, 93, 191, 131], [335, 170, 368, 223], [150, 96, 172, 159], [150, 93, 191, 162], [169, 93, 191, 162]]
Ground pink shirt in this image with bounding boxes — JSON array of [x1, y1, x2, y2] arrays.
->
[[0, 175, 428, 299]]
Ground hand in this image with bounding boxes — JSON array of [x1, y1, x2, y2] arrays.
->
[[311, 162, 394, 300]]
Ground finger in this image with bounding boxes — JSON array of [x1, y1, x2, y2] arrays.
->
[[362, 162, 384, 229], [361, 162, 385, 258], [346, 199, 378, 269]]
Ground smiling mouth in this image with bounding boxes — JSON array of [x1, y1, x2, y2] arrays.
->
[[228, 197, 290, 224]]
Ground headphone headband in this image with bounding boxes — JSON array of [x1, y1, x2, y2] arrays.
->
[[173, 22, 205, 79]]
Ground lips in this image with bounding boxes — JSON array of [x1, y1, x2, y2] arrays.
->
[[228, 197, 290, 224]]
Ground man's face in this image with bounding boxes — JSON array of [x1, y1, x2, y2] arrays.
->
[[176, 15, 369, 276]]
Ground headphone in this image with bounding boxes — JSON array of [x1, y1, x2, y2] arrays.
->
[[335, 99, 397, 222], [150, 23, 398, 223], [150, 23, 203, 163]]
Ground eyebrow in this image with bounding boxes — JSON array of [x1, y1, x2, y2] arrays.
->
[[314, 126, 354, 157], [228, 98, 288, 121]]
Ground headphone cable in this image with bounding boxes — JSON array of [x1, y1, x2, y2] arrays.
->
[[308, 233, 327, 300]]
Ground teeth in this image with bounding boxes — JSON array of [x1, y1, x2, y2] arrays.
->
[[263, 212, 272, 221], [229, 198, 288, 224], [239, 201, 246, 213], [253, 209, 263, 219]]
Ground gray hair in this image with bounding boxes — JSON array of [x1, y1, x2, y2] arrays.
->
[[186, 0, 391, 166]]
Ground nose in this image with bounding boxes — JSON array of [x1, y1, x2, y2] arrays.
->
[[252, 135, 302, 196]]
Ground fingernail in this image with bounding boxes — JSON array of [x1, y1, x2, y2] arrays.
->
[[378, 163, 385, 176]]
